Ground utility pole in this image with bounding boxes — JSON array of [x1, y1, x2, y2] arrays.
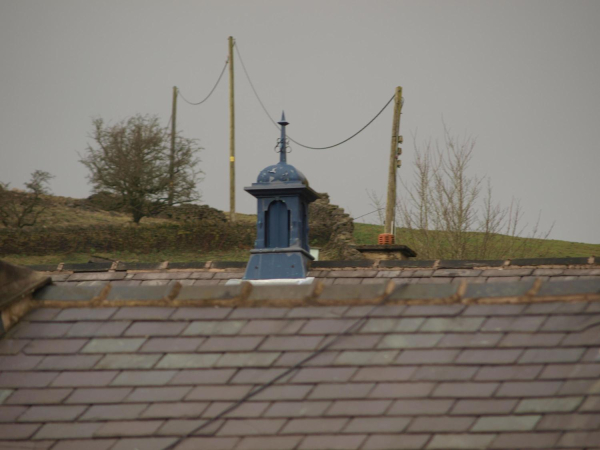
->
[[169, 86, 178, 206], [384, 86, 403, 236], [228, 36, 236, 222]]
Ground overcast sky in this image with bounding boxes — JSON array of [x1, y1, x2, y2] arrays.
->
[[1, 1, 599, 244]]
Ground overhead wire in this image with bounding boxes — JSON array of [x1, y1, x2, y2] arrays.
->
[[234, 41, 395, 150], [178, 57, 229, 106], [163, 292, 394, 450]]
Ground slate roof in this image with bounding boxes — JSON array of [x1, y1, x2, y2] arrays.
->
[[1, 259, 600, 449]]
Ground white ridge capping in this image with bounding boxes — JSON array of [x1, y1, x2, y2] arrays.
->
[[225, 277, 315, 286]]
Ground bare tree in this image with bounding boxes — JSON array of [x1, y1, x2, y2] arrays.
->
[[0, 170, 54, 228], [396, 126, 552, 260], [80, 114, 202, 224]]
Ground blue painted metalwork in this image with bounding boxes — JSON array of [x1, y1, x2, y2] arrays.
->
[[243, 112, 319, 280]]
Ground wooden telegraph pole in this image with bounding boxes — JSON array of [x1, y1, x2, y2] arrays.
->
[[384, 86, 403, 236], [228, 36, 236, 222], [169, 86, 178, 207]]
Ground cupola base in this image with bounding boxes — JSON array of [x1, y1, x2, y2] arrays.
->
[[243, 247, 314, 280]]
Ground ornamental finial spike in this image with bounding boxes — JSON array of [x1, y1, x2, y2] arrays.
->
[[278, 111, 288, 163]]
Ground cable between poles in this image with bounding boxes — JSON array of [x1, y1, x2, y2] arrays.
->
[[178, 58, 229, 106], [234, 41, 396, 150]]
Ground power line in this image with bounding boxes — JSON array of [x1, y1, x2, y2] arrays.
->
[[178, 58, 229, 106], [163, 293, 394, 449], [234, 41, 395, 150]]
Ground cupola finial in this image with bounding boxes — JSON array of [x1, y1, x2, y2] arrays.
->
[[278, 111, 289, 163]]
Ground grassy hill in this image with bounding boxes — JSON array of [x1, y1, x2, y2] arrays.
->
[[1, 195, 598, 265]]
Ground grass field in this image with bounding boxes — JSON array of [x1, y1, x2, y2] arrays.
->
[[1, 195, 598, 265]]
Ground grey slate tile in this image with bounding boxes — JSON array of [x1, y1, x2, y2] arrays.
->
[[170, 369, 236, 385], [65, 388, 132, 404], [378, 334, 443, 349], [157, 353, 221, 369], [13, 323, 73, 338], [111, 370, 177, 386], [390, 283, 458, 300], [183, 320, 246, 336], [18, 405, 86, 422], [5, 388, 71, 405], [408, 416, 475, 432], [362, 434, 431, 450], [0, 423, 42, 440], [369, 382, 435, 399], [66, 321, 131, 337], [251, 385, 312, 401], [0, 372, 59, 388], [538, 279, 600, 296], [427, 434, 496, 449], [539, 363, 600, 379], [412, 366, 478, 381], [396, 349, 459, 365], [352, 367, 417, 382], [481, 316, 546, 332], [263, 401, 331, 417], [360, 318, 424, 334], [185, 385, 251, 401], [124, 321, 187, 337], [287, 306, 349, 319], [298, 434, 366, 450], [309, 383, 374, 400], [292, 367, 357, 383], [110, 438, 177, 450], [518, 347, 585, 364], [489, 432, 560, 449], [475, 365, 543, 381], [461, 304, 526, 315], [402, 304, 464, 316], [388, 399, 453, 416], [140, 337, 204, 353], [499, 332, 565, 347], [170, 307, 232, 320], [81, 338, 146, 353], [51, 371, 118, 387], [471, 415, 541, 431], [456, 349, 523, 365], [217, 418, 286, 436], [326, 400, 391, 416], [236, 436, 302, 450], [112, 307, 175, 320], [281, 417, 349, 434], [515, 396, 583, 413], [334, 350, 398, 366], [558, 431, 600, 447], [215, 352, 280, 368], [33, 286, 104, 302], [420, 317, 485, 332], [176, 285, 243, 301], [431, 382, 499, 398], [239, 319, 306, 335], [33, 422, 102, 439], [538, 413, 600, 430], [437, 333, 503, 348], [95, 354, 161, 370], [450, 399, 517, 415], [259, 336, 322, 351], [126, 387, 192, 403], [36, 354, 102, 370], [0, 354, 43, 370], [95, 420, 164, 437], [496, 381, 562, 397], [81, 403, 148, 421]]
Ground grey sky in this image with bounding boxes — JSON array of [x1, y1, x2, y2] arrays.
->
[[1, 0, 599, 244]]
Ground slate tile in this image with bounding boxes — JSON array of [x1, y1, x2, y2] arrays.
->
[[369, 382, 435, 398], [13, 323, 73, 338], [538, 413, 600, 430], [65, 388, 132, 404], [0, 390, 10, 404], [23, 309, 60, 321], [456, 349, 522, 365], [499, 332, 565, 347], [481, 316, 546, 332], [140, 337, 204, 353], [334, 350, 397, 366], [388, 399, 453, 416], [450, 399, 517, 415], [362, 434, 431, 450], [126, 387, 192, 403], [169, 369, 236, 385], [81, 403, 148, 421], [421, 317, 484, 332], [558, 431, 600, 447], [0, 372, 59, 388], [328, 334, 382, 350], [515, 396, 583, 413], [309, 383, 374, 400], [275, 350, 339, 367], [23, 339, 88, 354], [0, 354, 43, 371], [54, 308, 118, 321], [66, 321, 130, 337], [462, 304, 525, 315], [334, 278, 368, 286], [263, 401, 331, 417], [352, 367, 417, 382], [0, 423, 41, 440], [518, 347, 585, 364], [326, 400, 391, 416], [360, 318, 425, 333], [318, 284, 388, 302], [218, 418, 286, 436], [438, 333, 503, 348], [0, 405, 27, 422], [36, 354, 102, 370], [183, 320, 246, 336], [408, 416, 475, 432], [475, 365, 542, 381], [432, 382, 499, 398], [33, 285, 105, 302], [81, 338, 146, 353], [345, 305, 407, 317], [112, 307, 175, 320], [111, 370, 176, 386], [125, 321, 187, 337], [428, 434, 498, 449], [229, 307, 287, 319], [259, 336, 321, 351], [185, 385, 251, 401], [171, 307, 231, 320], [489, 432, 560, 449], [299, 434, 367, 450], [412, 366, 478, 381], [481, 269, 532, 277], [583, 347, 600, 362], [236, 436, 302, 450], [229, 368, 290, 385], [95, 420, 164, 437], [49, 369, 115, 387], [558, 379, 600, 395], [33, 423, 102, 439], [251, 384, 312, 401], [280, 417, 349, 435], [18, 405, 86, 422], [155, 418, 212, 436], [472, 414, 542, 432], [177, 285, 243, 301], [378, 334, 443, 349], [540, 363, 600, 379], [192, 280, 221, 286], [292, 367, 357, 383], [157, 353, 221, 369], [173, 437, 239, 450], [239, 319, 306, 335], [390, 283, 457, 301], [110, 438, 177, 450], [215, 352, 280, 368], [0, 340, 30, 355], [95, 354, 161, 370], [50, 440, 117, 450], [202, 401, 269, 418], [538, 279, 600, 296], [300, 319, 357, 335], [396, 349, 459, 365], [485, 277, 522, 283], [496, 381, 562, 397], [563, 328, 600, 346], [6, 388, 72, 405], [344, 417, 410, 434]]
